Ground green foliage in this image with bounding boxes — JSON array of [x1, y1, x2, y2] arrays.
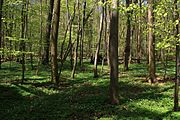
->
[[0, 61, 178, 119]]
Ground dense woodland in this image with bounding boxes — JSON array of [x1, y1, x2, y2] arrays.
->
[[0, 0, 180, 119]]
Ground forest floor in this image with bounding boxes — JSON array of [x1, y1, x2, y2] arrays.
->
[[0, 60, 180, 120]]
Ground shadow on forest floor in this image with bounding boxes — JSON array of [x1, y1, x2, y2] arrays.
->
[[0, 61, 178, 119]]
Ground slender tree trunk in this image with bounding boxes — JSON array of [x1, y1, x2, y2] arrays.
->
[[93, 0, 104, 78], [36, 0, 43, 75], [20, 0, 27, 83], [174, 0, 179, 112], [79, 0, 86, 68], [137, 0, 142, 64], [42, 0, 54, 65], [148, 0, 156, 83], [109, 0, 119, 105], [71, 0, 80, 79], [124, 0, 131, 71], [51, 0, 61, 84], [0, 0, 3, 69]]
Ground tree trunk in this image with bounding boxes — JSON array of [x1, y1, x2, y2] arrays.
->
[[79, 0, 86, 68], [93, 0, 104, 78], [42, 0, 54, 65], [109, 0, 119, 105], [20, 0, 28, 83], [124, 0, 131, 71], [71, 0, 80, 79], [137, 0, 142, 64], [174, 0, 179, 112], [0, 0, 3, 69], [148, 0, 156, 83], [36, 0, 43, 75], [51, 0, 61, 84]]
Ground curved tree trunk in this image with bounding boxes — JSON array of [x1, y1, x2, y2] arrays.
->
[[93, 0, 104, 78]]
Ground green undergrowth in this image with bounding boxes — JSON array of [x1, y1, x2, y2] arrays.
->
[[0, 60, 179, 119]]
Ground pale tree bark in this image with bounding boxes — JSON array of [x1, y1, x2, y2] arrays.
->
[[0, 0, 3, 69], [174, 0, 179, 112], [51, 0, 61, 84], [109, 0, 119, 105], [93, 0, 104, 78], [71, 0, 80, 79], [79, 0, 86, 68], [148, 0, 156, 83], [42, 0, 54, 65]]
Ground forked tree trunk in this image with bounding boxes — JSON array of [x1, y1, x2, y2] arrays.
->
[[109, 0, 119, 105]]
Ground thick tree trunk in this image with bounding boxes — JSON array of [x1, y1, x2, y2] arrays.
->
[[124, 0, 131, 71], [174, 0, 179, 112], [109, 0, 119, 105], [148, 0, 156, 83], [0, 0, 3, 69], [93, 0, 104, 78], [42, 0, 54, 65], [51, 0, 61, 84]]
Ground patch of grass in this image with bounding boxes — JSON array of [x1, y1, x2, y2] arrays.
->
[[0, 61, 179, 119]]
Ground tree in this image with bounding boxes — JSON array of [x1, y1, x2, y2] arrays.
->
[[42, 0, 54, 65], [51, 0, 61, 84], [71, 0, 80, 79], [0, 0, 3, 69], [109, 0, 119, 104], [137, 0, 142, 64], [93, 0, 104, 78], [79, 0, 86, 68], [148, 0, 156, 83], [174, 0, 179, 112], [124, 0, 132, 71], [20, 0, 28, 83]]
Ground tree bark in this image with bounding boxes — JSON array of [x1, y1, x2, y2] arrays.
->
[[137, 0, 142, 64], [148, 0, 156, 83], [0, 0, 3, 69], [174, 0, 179, 112], [93, 0, 104, 78], [42, 0, 54, 65], [109, 0, 119, 105], [79, 0, 86, 68], [51, 0, 61, 84], [124, 0, 131, 71], [71, 0, 80, 79]]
